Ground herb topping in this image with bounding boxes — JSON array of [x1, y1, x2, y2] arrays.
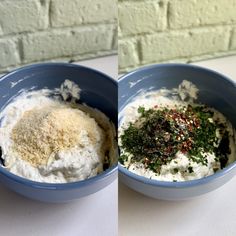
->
[[119, 105, 230, 173]]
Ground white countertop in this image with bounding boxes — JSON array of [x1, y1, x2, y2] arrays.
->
[[0, 55, 118, 236], [119, 55, 236, 236]]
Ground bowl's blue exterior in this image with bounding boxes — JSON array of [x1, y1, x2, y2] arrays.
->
[[119, 63, 236, 200], [0, 63, 117, 202]]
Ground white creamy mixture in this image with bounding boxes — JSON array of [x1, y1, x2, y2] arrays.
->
[[0, 80, 116, 183], [119, 80, 236, 181]]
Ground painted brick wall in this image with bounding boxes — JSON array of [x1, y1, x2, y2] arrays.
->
[[118, 0, 236, 73], [0, 0, 117, 73]]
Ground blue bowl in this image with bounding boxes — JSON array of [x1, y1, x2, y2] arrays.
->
[[119, 63, 236, 200], [0, 63, 117, 202]]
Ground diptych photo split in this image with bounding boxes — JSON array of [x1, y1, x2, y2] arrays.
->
[[0, 0, 236, 236]]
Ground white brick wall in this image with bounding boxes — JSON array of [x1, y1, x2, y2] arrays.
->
[[0, 0, 49, 35], [51, 0, 116, 27], [118, 1, 167, 36], [119, 0, 236, 73], [0, 0, 117, 73], [119, 38, 139, 68], [0, 38, 20, 67], [169, 0, 236, 29], [141, 27, 230, 63], [22, 25, 114, 62]]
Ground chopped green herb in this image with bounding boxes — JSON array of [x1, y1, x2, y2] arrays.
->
[[119, 154, 128, 165], [120, 105, 230, 173], [138, 106, 145, 115], [173, 168, 179, 173], [188, 166, 194, 173]]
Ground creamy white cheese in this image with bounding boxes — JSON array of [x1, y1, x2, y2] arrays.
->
[[0, 80, 115, 183], [127, 152, 220, 182], [119, 80, 236, 182]]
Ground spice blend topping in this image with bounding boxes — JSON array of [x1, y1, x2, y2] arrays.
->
[[11, 106, 104, 167], [119, 105, 230, 173]]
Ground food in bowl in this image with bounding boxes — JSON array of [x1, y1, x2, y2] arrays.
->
[[0, 79, 116, 183], [119, 80, 236, 182]]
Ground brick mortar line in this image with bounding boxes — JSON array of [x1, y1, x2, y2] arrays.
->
[[188, 51, 236, 62], [166, 0, 171, 29], [21, 45, 116, 64], [136, 39, 142, 64], [0, 50, 117, 73], [141, 48, 234, 65], [120, 51, 236, 69], [111, 24, 118, 50], [118, 23, 236, 41], [229, 27, 235, 49], [0, 21, 117, 41], [26, 22, 116, 35], [17, 38, 24, 62], [168, 21, 236, 31], [48, 0, 53, 28], [119, 50, 236, 72]]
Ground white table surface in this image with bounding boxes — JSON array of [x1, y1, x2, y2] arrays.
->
[[119, 55, 236, 236], [0, 55, 118, 236]]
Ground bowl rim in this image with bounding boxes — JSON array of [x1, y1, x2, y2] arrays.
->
[[0, 62, 118, 189], [118, 62, 236, 88], [118, 63, 236, 188], [0, 61, 118, 85]]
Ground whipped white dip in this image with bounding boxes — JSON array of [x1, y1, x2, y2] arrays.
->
[[0, 80, 116, 183], [119, 81, 236, 182]]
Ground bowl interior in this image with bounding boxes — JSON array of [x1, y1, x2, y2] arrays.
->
[[118, 64, 236, 187], [0, 63, 118, 182]]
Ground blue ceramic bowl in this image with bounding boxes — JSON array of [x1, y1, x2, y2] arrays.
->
[[119, 63, 236, 200], [0, 63, 117, 202]]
